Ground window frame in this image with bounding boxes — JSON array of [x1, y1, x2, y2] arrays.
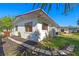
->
[[42, 23, 48, 30], [25, 22, 32, 32]]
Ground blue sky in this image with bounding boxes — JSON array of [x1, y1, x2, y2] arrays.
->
[[0, 3, 79, 26]]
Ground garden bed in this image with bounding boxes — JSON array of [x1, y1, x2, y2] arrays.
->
[[39, 34, 79, 56]]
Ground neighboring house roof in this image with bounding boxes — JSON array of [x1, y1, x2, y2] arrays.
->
[[13, 8, 60, 28]]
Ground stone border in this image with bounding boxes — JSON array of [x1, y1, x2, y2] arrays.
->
[[8, 37, 52, 56]]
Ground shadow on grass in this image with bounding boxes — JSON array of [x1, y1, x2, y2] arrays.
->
[[0, 36, 5, 56]]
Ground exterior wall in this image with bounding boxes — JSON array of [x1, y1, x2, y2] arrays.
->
[[11, 21, 57, 42], [11, 19, 38, 41], [11, 16, 57, 42], [34, 24, 57, 41], [49, 27, 58, 37], [35, 23, 50, 41]]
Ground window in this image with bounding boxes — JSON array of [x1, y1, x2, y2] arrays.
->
[[15, 26, 18, 31], [25, 22, 32, 32], [42, 23, 48, 30]]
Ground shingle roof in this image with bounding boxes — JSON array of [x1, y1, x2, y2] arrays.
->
[[13, 8, 60, 28]]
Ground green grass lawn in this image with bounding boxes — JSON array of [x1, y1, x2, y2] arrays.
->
[[40, 33, 79, 56]]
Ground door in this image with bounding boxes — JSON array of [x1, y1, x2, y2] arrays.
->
[[49, 28, 56, 37]]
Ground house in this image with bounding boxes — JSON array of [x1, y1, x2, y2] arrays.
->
[[60, 27, 70, 34], [60, 26, 79, 34], [11, 8, 59, 42]]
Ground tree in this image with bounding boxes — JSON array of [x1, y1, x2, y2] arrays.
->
[[33, 3, 78, 15], [0, 16, 13, 31], [0, 20, 3, 32]]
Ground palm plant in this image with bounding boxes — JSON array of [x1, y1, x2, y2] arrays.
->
[[32, 3, 78, 15]]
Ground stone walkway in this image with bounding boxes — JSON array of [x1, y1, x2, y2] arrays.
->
[[1, 37, 20, 56], [8, 37, 52, 56]]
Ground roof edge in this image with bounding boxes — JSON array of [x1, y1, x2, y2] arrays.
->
[[41, 9, 60, 28], [16, 8, 42, 18]]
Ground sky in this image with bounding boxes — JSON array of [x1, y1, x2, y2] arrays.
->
[[0, 3, 79, 26]]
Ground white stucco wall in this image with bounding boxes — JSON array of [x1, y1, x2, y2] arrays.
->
[[12, 19, 36, 37], [11, 15, 57, 42], [35, 23, 50, 41]]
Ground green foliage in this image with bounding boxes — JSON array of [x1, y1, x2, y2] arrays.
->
[[0, 20, 3, 31], [33, 3, 78, 14], [0, 16, 13, 31]]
